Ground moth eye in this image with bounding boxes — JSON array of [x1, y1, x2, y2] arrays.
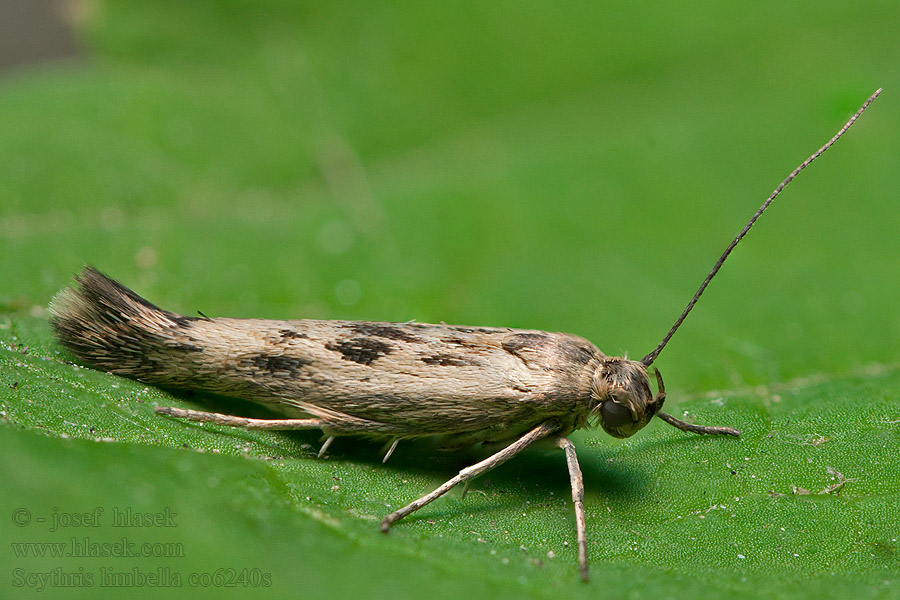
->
[[600, 400, 633, 430]]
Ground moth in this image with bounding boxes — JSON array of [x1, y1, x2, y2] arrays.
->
[[48, 89, 880, 582]]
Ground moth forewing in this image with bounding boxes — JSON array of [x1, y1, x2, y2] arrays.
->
[[51, 271, 605, 441], [48, 88, 881, 582]]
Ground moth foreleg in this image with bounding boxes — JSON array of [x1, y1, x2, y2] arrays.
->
[[657, 411, 740, 437], [380, 420, 560, 532], [155, 406, 322, 430], [556, 437, 589, 582]]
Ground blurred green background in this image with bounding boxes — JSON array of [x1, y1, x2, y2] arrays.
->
[[1, 1, 898, 598]]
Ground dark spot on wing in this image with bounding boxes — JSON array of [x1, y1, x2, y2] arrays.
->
[[243, 354, 313, 377], [440, 337, 478, 349], [448, 326, 476, 334], [502, 333, 550, 357], [556, 338, 596, 367], [448, 326, 506, 334], [421, 354, 478, 367], [326, 337, 393, 365], [347, 322, 423, 343], [279, 329, 309, 339], [172, 342, 203, 353]]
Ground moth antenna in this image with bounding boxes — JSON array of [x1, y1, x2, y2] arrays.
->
[[640, 88, 881, 367]]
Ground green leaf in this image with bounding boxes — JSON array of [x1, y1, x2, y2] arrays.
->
[[3, 318, 899, 598]]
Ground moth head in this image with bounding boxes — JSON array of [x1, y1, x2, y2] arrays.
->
[[590, 357, 665, 438]]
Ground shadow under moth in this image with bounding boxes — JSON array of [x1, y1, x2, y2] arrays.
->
[[49, 89, 880, 581]]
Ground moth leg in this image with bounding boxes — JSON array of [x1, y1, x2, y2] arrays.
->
[[318, 435, 336, 458], [381, 438, 400, 463], [556, 437, 589, 582], [460, 481, 471, 500], [380, 420, 560, 532], [657, 411, 740, 437], [155, 406, 321, 430]]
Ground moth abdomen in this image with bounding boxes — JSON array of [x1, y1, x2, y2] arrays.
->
[[48, 268, 315, 405], [48, 267, 204, 382]]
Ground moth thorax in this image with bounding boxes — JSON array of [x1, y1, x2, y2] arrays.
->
[[590, 357, 662, 438]]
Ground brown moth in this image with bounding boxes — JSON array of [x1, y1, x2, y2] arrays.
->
[[48, 89, 880, 582]]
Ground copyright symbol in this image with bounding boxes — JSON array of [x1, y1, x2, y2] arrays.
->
[[12, 508, 31, 527]]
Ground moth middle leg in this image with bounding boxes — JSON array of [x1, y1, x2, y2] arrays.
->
[[380, 420, 560, 530], [556, 436, 589, 582]]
